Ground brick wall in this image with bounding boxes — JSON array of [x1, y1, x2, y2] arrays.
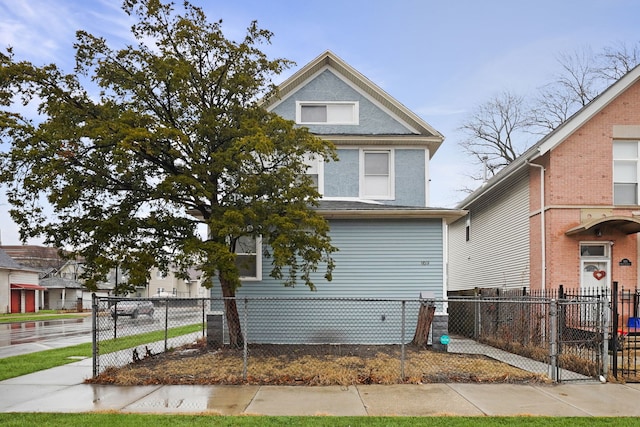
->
[[528, 79, 640, 291]]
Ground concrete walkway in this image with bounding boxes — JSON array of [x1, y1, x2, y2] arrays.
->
[[2, 357, 640, 416]]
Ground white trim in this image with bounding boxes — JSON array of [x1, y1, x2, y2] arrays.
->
[[266, 55, 438, 137], [304, 153, 325, 196], [458, 65, 640, 210], [296, 101, 359, 125], [320, 196, 383, 204], [359, 148, 395, 200], [579, 241, 612, 290], [424, 148, 430, 207], [317, 157, 325, 196], [238, 236, 262, 282], [539, 66, 640, 155], [442, 219, 449, 312]]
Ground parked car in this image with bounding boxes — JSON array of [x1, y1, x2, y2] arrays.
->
[[110, 300, 154, 319]]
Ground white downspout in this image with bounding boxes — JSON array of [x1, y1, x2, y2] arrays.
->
[[529, 162, 546, 291]]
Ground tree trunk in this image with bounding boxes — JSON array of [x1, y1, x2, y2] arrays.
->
[[412, 302, 436, 348], [219, 275, 244, 348]]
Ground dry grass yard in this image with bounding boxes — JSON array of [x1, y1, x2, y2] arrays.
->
[[89, 340, 549, 386]]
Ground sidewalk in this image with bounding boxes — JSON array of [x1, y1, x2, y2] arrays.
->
[[2, 358, 640, 416]]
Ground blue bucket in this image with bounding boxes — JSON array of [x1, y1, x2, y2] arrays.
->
[[627, 317, 640, 328]]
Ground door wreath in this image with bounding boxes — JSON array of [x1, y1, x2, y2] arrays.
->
[[593, 270, 606, 280]]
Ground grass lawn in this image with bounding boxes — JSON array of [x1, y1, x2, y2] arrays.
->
[[0, 323, 203, 381], [0, 310, 89, 324], [1, 414, 639, 426]]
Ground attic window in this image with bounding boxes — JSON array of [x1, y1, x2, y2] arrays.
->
[[296, 102, 358, 125]]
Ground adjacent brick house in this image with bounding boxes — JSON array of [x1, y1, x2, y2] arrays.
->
[[448, 65, 640, 294]]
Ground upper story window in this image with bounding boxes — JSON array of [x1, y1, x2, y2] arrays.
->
[[613, 140, 640, 205], [296, 101, 359, 125], [360, 149, 394, 199], [303, 154, 323, 193], [234, 235, 262, 281]]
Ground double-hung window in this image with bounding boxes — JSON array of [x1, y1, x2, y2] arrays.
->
[[360, 149, 394, 199], [235, 235, 262, 281], [296, 101, 358, 125], [613, 140, 640, 205], [303, 153, 323, 193]]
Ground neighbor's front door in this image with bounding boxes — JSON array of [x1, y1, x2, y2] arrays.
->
[[581, 260, 610, 291]]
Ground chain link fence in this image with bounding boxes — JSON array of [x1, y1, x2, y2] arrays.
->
[[92, 294, 608, 384], [92, 296, 208, 376]]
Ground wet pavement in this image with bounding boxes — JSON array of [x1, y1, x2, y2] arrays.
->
[[3, 357, 640, 416]]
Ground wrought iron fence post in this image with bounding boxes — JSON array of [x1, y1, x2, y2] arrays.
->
[[92, 293, 98, 377], [401, 300, 406, 382], [549, 299, 558, 382], [612, 281, 619, 379], [243, 297, 248, 381], [602, 296, 610, 377]]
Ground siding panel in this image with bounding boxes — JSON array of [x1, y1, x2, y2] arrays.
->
[[448, 169, 530, 292], [216, 218, 445, 344], [237, 218, 444, 299]]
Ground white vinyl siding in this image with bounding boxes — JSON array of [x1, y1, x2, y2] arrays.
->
[[448, 168, 530, 292], [9, 271, 39, 286]]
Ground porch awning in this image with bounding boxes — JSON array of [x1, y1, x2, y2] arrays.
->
[[565, 215, 640, 236], [10, 284, 47, 291]]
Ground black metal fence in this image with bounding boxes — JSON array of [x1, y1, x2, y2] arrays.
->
[[91, 293, 611, 384]]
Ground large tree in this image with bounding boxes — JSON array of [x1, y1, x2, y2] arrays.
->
[[0, 0, 337, 347]]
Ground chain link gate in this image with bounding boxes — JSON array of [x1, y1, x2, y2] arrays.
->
[[556, 297, 608, 382]]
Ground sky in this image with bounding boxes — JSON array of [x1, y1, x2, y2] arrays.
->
[[0, 0, 639, 245]]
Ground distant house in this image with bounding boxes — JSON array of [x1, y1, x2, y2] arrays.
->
[[448, 64, 640, 295], [146, 266, 205, 298], [207, 51, 464, 343], [0, 248, 43, 313]]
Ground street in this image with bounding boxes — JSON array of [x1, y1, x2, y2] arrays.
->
[[0, 317, 93, 358], [0, 307, 205, 359]]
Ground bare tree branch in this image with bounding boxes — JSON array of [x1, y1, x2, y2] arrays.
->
[[458, 91, 534, 179]]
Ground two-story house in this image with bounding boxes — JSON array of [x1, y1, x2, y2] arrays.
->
[[448, 64, 640, 296], [208, 51, 465, 344], [146, 267, 205, 298]]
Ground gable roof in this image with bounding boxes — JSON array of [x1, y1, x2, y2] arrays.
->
[[0, 247, 38, 272], [457, 64, 640, 209], [263, 50, 444, 156]]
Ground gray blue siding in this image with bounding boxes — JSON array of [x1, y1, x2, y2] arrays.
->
[[394, 149, 426, 206], [324, 148, 426, 206], [271, 69, 413, 135], [211, 218, 444, 344], [237, 218, 443, 298], [324, 149, 359, 197]]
